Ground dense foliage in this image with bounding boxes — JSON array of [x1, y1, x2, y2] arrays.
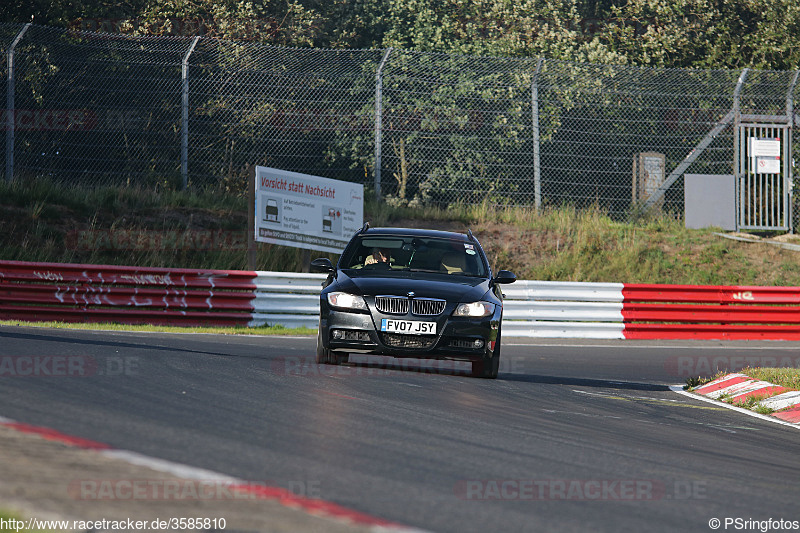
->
[[4, 0, 799, 70]]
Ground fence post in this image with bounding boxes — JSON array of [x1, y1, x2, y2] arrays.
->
[[786, 71, 800, 233], [733, 68, 749, 229], [181, 36, 200, 190], [531, 58, 544, 210], [5, 23, 31, 183], [733, 68, 748, 125], [785, 71, 799, 121], [374, 48, 392, 201], [643, 68, 749, 212]]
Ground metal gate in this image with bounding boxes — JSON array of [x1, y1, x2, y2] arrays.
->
[[736, 123, 792, 231]]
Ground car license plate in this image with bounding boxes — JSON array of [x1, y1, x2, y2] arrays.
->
[[380, 319, 436, 335]]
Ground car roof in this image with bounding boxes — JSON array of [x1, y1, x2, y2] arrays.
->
[[359, 227, 472, 242]]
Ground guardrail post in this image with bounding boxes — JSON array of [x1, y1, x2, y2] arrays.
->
[[531, 58, 544, 210], [5, 23, 31, 183], [374, 48, 392, 201], [181, 36, 200, 190]]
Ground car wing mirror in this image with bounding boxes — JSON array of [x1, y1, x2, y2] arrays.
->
[[492, 270, 516, 284], [311, 257, 336, 274]]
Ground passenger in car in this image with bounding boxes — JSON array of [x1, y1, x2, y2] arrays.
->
[[440, 251, 466, 274]]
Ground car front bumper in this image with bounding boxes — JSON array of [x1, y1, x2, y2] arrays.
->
[[319, 307, 501, 362]]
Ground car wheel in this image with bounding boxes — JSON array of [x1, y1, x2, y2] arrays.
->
[[316, 330, 332, 364], [316, 330, 348, 365], [471, 333, 500, 379]]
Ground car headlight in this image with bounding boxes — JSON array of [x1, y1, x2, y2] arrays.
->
[[453, 301, 495, 318], [327, 292, 368, 311]]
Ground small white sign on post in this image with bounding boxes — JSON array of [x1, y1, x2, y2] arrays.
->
[[254, 166, 363, 254], [756, 156, 781, 174], [750, 137, 780, 157]]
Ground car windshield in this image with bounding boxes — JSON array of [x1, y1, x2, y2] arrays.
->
[[340, 235, 488, 277]]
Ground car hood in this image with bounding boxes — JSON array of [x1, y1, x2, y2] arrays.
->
[[335, 270, 491, 302]]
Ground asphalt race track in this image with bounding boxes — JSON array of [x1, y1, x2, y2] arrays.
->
[[1, 326, 799, 532]]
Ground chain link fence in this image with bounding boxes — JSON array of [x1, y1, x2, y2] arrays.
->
[[2, 23, 799, 228]]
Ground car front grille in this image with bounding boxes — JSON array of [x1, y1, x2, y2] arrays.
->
[[412, 298, 446, 316], [375, 296, 409, 315], [375, 296, 445, 316], [380, 333, 437, 349]]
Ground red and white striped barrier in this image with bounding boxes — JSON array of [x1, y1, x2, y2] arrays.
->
[[0, 260, 325, 329], [693, 373, 800, 424], [504, 281, 800, 340], [622, 284, 800, 340], [2, 260, 800, 340], [0, 260, 258, 327]]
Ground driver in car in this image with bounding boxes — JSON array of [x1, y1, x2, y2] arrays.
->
[[365, 248, 390, 266]]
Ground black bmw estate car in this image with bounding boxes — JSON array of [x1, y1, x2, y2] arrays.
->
[[311, 225, 515, 378]]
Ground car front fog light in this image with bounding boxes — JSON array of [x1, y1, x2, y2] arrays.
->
[[473, 339, 485, 348]]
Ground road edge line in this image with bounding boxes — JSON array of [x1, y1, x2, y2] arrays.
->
[[669, 385, 800, 431]]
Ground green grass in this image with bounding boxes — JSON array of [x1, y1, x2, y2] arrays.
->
[[738, 367, 800, 391], [724, 393, 771, 410], [752, 404, 777, 415], [0, 320, 316, 336], [3, 177, 800, 285], [366, 198, 800, 285], [685, 375, 718, 390], [0, 177, 339, 271]]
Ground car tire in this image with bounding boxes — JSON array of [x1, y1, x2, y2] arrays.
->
[[471, 332, 500, 379], [316, 330, 333, 364], [316, 330, 348, 365]]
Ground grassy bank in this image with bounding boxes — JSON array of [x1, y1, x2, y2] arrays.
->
[[2, 178, 800, 285], [740, 367, 800, 390]]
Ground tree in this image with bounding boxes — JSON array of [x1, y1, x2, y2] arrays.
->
[[379, 0, 627, 64], [605, 0, 800, 70], [0, 0, 148, 27]]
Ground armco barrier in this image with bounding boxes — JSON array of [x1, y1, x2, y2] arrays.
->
[[622, 284, 800, 340], [501, 280, 625, 339], [0, 260, 259, 327], [249, 272, 326, 329], [2, 260, 800, 340]]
